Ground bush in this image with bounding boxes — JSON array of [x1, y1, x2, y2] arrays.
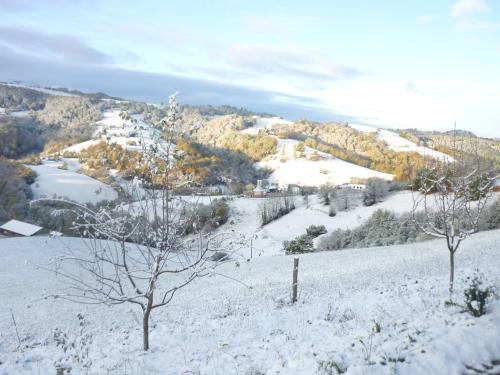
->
[[481, 198, 500, 230], [317, 358, 347, 374], [283, 234, 314, 255], [306, 224, 327, 238], [464, 277, 494, 317]]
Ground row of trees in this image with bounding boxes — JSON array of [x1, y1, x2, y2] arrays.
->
[[0, 84, 47, 110]]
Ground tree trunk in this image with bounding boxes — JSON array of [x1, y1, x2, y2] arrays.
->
[[449, 251, 455, 295], [143, 293, 154, 351], [143, 309, 151, 351]]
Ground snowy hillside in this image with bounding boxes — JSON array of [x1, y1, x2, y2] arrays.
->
[[350, 124, 453, 162], [63, 110, 167, 154], [257, 137, 393, 187], [211, 191, 442, 258], [239, 118, 395, 187], [377, 129, 454, 162], [1, 230, 499, 374], [29, 159, 118, 203], [241, 116, 292, 135]]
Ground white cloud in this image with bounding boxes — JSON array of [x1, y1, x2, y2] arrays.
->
[[226, 44, 361, 83], [451, 0, 488, 18], [314, 78, 500, 137]]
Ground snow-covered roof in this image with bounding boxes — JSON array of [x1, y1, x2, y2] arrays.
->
[[0, 220, 43, 236]]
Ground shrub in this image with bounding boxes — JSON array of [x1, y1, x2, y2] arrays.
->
[[481, 198, 500, 230], [306, 224, 327, 238], [283, 234, 314, 255], [464, 277, 494, 317], [317, 358, 347, 374], [469, 173, 494, 201]]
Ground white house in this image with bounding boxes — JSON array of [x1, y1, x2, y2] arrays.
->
[[253, 180, 267, 197], [339, 183, 366, 191], [0, 220, 43, 237]]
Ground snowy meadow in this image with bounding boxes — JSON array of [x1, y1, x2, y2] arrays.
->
[[1, 228, 499, 374]]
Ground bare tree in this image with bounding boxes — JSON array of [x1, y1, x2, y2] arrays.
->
[[363, 177, 389, 206], [412, 147, 497, 294], [37, 94, 234, 350], [336, 188, 355, 211]]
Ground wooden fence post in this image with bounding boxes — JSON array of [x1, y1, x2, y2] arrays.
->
[[292, 257, 299, 303]]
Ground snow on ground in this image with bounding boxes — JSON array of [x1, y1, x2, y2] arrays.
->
[[349, 124, 453, 162], [29, 159, 118, 204], [1, 230, 499, 374], [241, 116, 292, 135], [240, 119, 391, 188], [222, 191, 433, 258], [258, 137, 393, 188], [218, 189, 496, 258], [62, 110, 170, 154], [113, 191, 424, 259], [377, 129, 454, 162]]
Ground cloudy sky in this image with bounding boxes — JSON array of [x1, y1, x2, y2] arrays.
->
[[1, 0, 499, 136]]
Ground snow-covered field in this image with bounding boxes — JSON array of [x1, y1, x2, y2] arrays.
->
[[217, 191, 437, 258], [241, 116, 292, 135], [241, 119, 394, 187], [257, 137, 393, 187], [29, 159, 118, 204], [63, 110, 168, 154], [350, 124, 453, 162], [1, 229, 499, 375], [377, 129, 454, 162]]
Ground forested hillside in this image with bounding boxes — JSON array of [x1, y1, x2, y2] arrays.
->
[[1, 82, 499, 197], [400, 128, 500, 168]]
